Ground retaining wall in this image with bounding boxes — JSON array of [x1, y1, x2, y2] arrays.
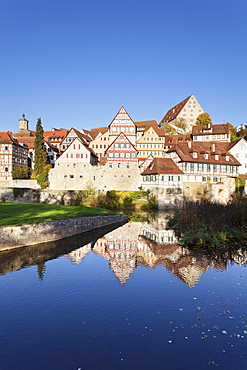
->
[[0, 214, 128, 251]]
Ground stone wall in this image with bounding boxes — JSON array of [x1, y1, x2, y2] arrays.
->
[[0, 179, 40, 189], [49, 162, 142, 191], [0, 214, 128, 251]]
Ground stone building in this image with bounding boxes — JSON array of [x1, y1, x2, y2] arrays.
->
[[160, 95, 204, 132]]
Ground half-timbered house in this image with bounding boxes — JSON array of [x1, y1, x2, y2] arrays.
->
[[109, 106, 136, 145], [105, 132, 138, 164]]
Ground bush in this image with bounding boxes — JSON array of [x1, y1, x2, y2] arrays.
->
[[12, 165, 29, 179]]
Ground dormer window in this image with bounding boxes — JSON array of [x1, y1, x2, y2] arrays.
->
[[226, 155, 229, 161], [192, 152, 198, 158], [204, 153, 209, 159], [215, 154, 219, 160]]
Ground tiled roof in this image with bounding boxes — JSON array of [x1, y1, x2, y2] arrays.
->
[[166, 142, 240, 166], [0, 131, 18, 144], [135, 120, 158, 129], [89, 127, 108, 139], [44, 129, 69, 140], [192, 123, 230, 135], [160, 96, 191, 124], [71, 128, 92, 144], [141, 158, 184, 175], [16, 137, 35, 149], [165, 134, 191, 144], [16, 137, 59, 152]]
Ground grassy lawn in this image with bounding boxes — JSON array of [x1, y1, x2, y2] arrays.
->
[[0, 203, 116, 227]]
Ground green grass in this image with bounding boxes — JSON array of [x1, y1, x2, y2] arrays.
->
[[0, 203, 116, 227]]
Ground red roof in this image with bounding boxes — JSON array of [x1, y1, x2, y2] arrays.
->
[[141, 158, 183, 175], [0, 131, 19, 145]]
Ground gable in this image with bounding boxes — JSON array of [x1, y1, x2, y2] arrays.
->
[[109, 106, 136, 135], [106, 132, 137, 153]]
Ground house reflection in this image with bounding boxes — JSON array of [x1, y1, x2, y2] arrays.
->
[[66, 213, 239, 288], [1, 212, 247, 286]]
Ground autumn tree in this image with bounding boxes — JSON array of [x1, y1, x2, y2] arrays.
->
[[172, 117, 187, 131], [163, 124, 177, 134], [195, 113, 213, 126], [34, 118, 48, 175]]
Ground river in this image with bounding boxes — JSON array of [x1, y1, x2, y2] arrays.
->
[[0, 212, 247, 369]]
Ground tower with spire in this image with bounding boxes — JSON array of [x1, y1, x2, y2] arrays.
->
[[18, 114, 29, 132]]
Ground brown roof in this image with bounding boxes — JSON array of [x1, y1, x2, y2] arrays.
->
[[71, 128, 92, 144], [135, 120, 158, 129], [141, 158, 184, 175], [165, 134, 191, 144], [160, 96, 191, 124], [89, 127, 108, 139], [166, 142, 241, 166], [192, 123, 230, 136]]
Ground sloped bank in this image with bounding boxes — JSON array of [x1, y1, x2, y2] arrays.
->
[[1, 214, 128, 251]]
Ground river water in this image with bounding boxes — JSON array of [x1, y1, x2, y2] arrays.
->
[[0, 212, 247, 369]]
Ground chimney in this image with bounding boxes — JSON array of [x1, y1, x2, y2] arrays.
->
[[211, 143, 215, 152]]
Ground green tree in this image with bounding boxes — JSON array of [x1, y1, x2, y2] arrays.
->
[[34, 118, 48, 175], [195, 112, 213, 126]]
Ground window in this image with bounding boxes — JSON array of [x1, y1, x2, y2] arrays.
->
[[5, 145, 8, 150], [70, 174, 74, 179], [5, 167, 8, 172]]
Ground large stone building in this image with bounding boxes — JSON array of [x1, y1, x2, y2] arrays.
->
[[160, 95, 204, 132]]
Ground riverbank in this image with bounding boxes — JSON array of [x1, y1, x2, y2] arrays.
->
[[167, 201, 247, 248], [0, 202, 115, 227], [1, 214, 128, 251], [0, 203, 128, 251]]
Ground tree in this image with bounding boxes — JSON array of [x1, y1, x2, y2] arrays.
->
[[163, 124, 177, 134], [195, 112, 213, 126], [34, 118, 48, 175], [172, 117, 187, 131]]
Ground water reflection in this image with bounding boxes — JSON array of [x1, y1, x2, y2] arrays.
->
[[1, 212, 247, 288]]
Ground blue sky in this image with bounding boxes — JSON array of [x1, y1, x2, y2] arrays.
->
[[0, 0, 246, 132]]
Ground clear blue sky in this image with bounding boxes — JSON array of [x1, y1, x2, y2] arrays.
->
[[1, 0, 246, 133]]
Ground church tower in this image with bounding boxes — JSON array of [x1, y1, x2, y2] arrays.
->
[[18, 114, 29, 132]]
